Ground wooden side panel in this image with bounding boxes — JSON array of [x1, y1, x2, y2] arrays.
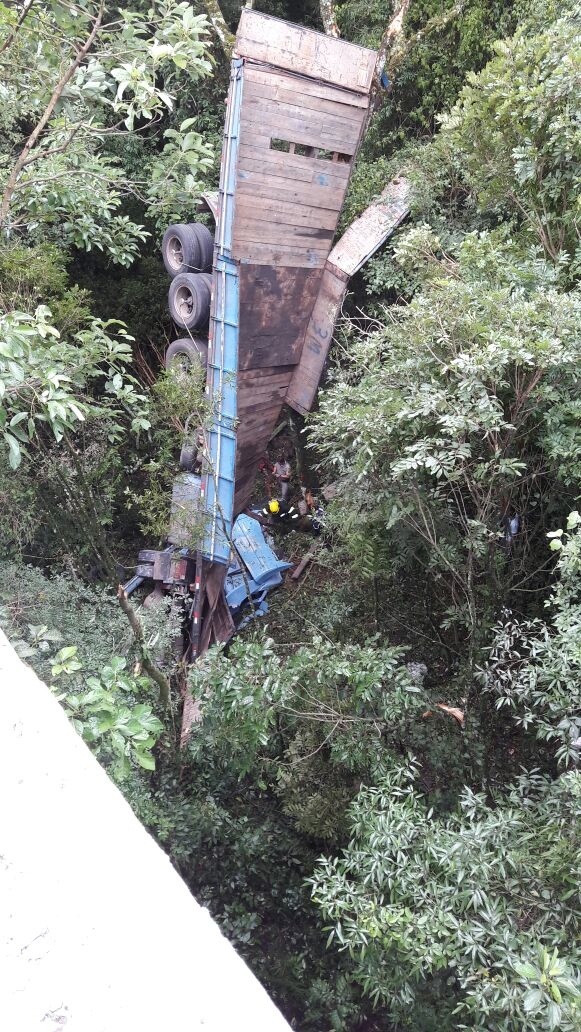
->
[[285, 263, 348, 415], [237, 147, 351, 189], [237, 264, 323, 370], [240, 96, 363, 153], [242, 65, 370, 110], [236, 10, 376, 94], [242, 72, 367, 120], [232, 56, 370, 268], [234, 372, 293, 514], [329, 176, 410, 276], [285, 178, 411, 415]]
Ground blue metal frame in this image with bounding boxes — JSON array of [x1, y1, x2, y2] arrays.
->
[[200, 58, 243, 563]]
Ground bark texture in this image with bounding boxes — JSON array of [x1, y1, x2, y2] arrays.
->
[[319, 0, 341, 37]]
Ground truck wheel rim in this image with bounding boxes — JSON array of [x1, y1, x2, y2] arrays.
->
[[175, 285, 194, 319], [167, 236, 184, 272]]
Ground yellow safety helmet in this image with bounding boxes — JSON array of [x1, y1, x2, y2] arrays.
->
[[269, 499, 280, 514]]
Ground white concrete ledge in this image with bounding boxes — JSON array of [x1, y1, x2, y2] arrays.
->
[[0, 630, 292, 1032]]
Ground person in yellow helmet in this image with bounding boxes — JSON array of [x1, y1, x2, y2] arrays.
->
[[262, 498, 299, 521]]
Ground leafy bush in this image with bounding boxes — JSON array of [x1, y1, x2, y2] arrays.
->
[[312, 763, 581, 1030]]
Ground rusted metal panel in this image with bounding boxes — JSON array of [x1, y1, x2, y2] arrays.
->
[[236, 11, 376, 94], [328, 176, 411, 276]]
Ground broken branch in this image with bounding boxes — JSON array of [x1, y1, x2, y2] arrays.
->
[[117, 585, 171, 709]]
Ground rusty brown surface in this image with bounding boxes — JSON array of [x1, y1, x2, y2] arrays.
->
[[285, 262, 348, 415], [238, 265, 323, 370]]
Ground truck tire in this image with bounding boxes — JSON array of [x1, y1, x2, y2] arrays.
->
[[164, 337, 209, 372], [194, 224, 214, 271], [162, 223, 214, 277], [179, 443, 198, 471], [168, 273, 211, 331]]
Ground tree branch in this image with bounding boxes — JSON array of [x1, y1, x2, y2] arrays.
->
[[385, 0, 464, 83], [0, 3, 104, 226], [369, 0, 464, 124], [202, 0, 234, 58], [117, 586, 171, 709], [319, 0, 340, 38], [374, 0, 411, 85], [0, 0, 36, 55]]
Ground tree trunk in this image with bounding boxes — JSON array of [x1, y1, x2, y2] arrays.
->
[[368, 0, 464, 127], [203, 0, 235, 57], [319, 0, 340, 38], [117, 586, 171, 709]]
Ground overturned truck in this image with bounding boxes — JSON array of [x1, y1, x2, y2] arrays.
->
[[133, 11, 409, 665]]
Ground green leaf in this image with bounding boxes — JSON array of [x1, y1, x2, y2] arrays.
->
[[5, 432, 21, 469], [523, 988, 542, 1012], [135, 751, 156, 770]]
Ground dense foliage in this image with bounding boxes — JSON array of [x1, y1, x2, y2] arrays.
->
[[1, 1, 580, 1029]]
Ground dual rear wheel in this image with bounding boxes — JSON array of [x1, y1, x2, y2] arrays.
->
[[162, 223, 213, 276], [162, 222, 213, 472], [163, 222, 214, 330]]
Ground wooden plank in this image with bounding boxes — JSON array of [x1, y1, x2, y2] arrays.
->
[[236, 10, 376, 94], [238, 373, 293, 392], [236, 172, 346, 211], [242, 77, 365, 125], [243, 65, 369, 110], [239, 112, 359, 155], [198, 560, 228, 654], [234, 194, 339, 230], [235, 219, 335, 248], [291, 547, 317, 580], [242, 94, 363, 148], [241, 246, 328, 268], [237, 264, 323, 366], [328, 176, 411, 275], [237, 245, 327, 268], [236, 434, 277, 465], [200, 190, 219, 220], [285, 179, 412, 414], [241, 94, 363, 151], [238, 366, 295, 386], [285, 262, 348, 415], [237, 386, 289, 409], [238, 146, 351, 186], [237, 381, 294, 400], [237, 405, 287, 428], [238, 378, 295, 394]]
